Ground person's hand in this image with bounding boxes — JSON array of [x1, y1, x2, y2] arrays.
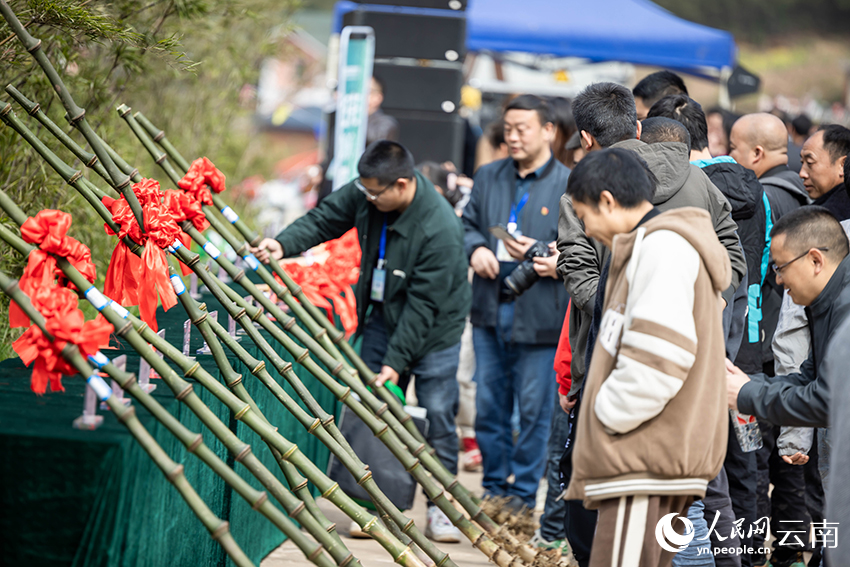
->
[[559, 392, 576, 413], [504, 234, 535, 261], [725, 358, 750, 411], [781, 452, 810, 466], [533, 241, 560, 279], [471, 246, 499, 279], [374, 365, 400, 387], [250, 238, 284, 264]]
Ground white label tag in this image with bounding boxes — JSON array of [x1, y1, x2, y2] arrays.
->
[[87, 373, 113, 401], [109, 301, 130, 319], [598, 308, 626, 356], [243, 253, 260, 271], [168, 239, 183, 254], [203, 241, 221, 259], [221, 206, 239, 224], [88, 351, 109, 368], [85, 286, 109, 311], [170, 274, 187, 296]]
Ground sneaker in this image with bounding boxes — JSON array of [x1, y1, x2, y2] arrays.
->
[[460, 437, 483, 472], [348, 519, 371, 539], [425, 506, 462, 543], [529, 528, 572, 556]]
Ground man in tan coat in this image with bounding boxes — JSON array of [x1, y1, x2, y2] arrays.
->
[[564, 148, 731, 567]]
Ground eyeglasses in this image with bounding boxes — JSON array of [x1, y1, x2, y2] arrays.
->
[[355, 178, 397, 201], [771, 247, 829, 274]]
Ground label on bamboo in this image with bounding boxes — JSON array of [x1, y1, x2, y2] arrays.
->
[[88, 351, 110, 368], [85, 286, 109, 311], [87, 373, 113, 401], [109, 301, 130, 319], [168, 239, 183, 254], [221, 206, 239, 224], [170, 274, 187, 296], [243, 253, 260, 271], [203, 241, 222, 259]]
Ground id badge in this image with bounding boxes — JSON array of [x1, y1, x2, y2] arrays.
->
[[370, 268, 387, 302], [598, 307, 626, 356]]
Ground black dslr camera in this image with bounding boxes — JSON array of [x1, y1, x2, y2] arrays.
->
[[504, 240, 552, 297]]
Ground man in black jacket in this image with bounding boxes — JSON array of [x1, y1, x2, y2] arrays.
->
[[728, 206, 850, 428], [462, 95, 570, 510], [802, 125, 850, 219]]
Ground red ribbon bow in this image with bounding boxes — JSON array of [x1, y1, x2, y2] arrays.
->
[[275, 229, 361, 337], [102, 178, 182, 331], [178, 157, 226, 204], [163, 189, 210, 275], [13, 287, 113, 394], [9, 210, 98, 328]]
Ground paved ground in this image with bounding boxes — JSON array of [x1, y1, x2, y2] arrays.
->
[[261, 468, 497, 567]]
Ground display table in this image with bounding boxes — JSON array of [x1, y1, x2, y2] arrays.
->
[[0, 292, 341, 567]]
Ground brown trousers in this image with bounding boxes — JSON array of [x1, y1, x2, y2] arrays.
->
[[589, 494, 693, 567]]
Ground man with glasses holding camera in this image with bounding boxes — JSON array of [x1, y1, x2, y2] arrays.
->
[[253, 140, 471, 542], [462, 94, 570, 512]]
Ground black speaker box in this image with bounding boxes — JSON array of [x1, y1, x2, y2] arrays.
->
[[383, 109, 465, 165], [350, 0, 467, 10], [374, 62, 463, 113], [341, 7, 466, 61]]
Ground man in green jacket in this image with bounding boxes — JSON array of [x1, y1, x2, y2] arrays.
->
[[252, 140, 471, 542]]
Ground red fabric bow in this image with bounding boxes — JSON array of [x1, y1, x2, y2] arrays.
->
[[102, 178, 182, 331], [13, 287, 113, 394], [275, 229, 361, 337], [164, 189, 210, 275], [9, 210, 98, 328], [178, 157, 226, 204]]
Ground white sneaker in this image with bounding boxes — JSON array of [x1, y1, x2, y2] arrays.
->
[[425, 506, 462, 543]]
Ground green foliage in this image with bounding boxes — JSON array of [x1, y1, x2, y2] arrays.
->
[[0, 0, 298, 359], [654, 0, 850, 39]]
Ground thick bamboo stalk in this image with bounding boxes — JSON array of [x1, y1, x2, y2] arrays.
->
[[0, 214, 358, 567], [0, 0, 144, 227], [0, 273, 254, 567]]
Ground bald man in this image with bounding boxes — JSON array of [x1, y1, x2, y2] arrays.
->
[[730, 113, 810, 221]]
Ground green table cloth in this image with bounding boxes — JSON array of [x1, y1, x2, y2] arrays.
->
[[0, 292, 341, 567]]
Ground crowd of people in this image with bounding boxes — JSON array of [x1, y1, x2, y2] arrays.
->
[[251, 70, 850, 567]]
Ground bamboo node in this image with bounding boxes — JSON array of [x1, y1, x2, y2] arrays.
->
[[188, 433, 204, 453], [176, 383, 194, 400], [153, 130, 165, 142], [356, 471, 373, 486], [234, 403, 251, 421], [117, 372, 137, 390], [281, 443, 298, 460], [326, 522, 338, 534], [375, 403, 389, 417], [412, 444, 427, 457], [251, 491, 268, 511], [291, 501, 306, 517], [404, 459, 421, 473], [249, 235, 262, 247], [68, 170, 83, 184], [331, 330, 345, 344], [225, 373, 243, 388], [115, 178, 131, 191], [402, 518, 415, 533], [115, 403, 137, 423], [321, 482, 340, 499], [332, 362, 344, 376], [117, 105, 131, 117], [308, 418, 322, 433], [307, 545, 323, 562], [0, 103, 10, 117], [280, 362, 293, 373], [362, 515, 379, 533], [69, 109, 86, 124], [27, 103, 40, 116], [235, 444, 252, 462], [183, 361, 201, 378], [27, 39, 42, 53], [130, 168, 140, 179], [166, 463, 185, 483], [136, 321, 150, 333], [283, 317, 297, 331], [339, 387, 352, 402], [233, 269, 246, 282], [251, 361, 266, 374], [446, 479, 459, 491], [155, 153, 167, 165], [295, 350, 309, 364], [211, 521, 230, 541], [316, 328, 328, 340], [192, 312, 208, 325], [339, 553, 356, 567]]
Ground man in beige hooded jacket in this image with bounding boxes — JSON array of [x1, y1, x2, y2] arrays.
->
[[564, 148, 731, 567]]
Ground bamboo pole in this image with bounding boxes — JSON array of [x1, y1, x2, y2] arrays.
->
[[0, 209, 358, 567], [0, 272, 255, 567], [0, 0, 144, 228]]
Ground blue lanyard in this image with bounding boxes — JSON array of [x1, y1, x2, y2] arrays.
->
[[508, 192, 530, 232], [378, 215, 388, 269]]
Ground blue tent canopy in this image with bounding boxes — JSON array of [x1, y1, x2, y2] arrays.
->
[[466, 0, 736, 71]]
